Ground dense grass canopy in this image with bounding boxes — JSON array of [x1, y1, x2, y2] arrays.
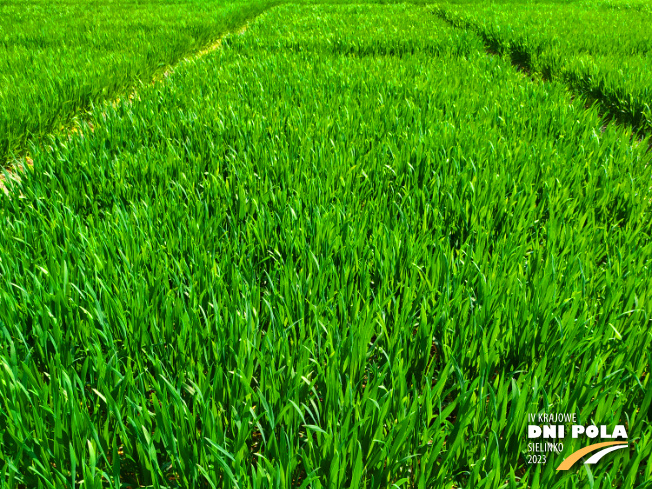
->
[[1, 1, 651, 488]]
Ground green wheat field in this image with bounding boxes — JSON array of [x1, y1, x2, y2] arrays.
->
[[0, 0, 650, 488]]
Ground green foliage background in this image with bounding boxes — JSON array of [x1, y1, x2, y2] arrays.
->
[[0, 1, 650, 488]]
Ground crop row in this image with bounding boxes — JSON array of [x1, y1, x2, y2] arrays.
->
[[3, 0, 651, 166], [0, 0, 274, 163], [436, 1, 652, 133]]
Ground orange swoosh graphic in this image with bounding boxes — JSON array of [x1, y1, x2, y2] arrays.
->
[[556, 442, 628, 470]]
